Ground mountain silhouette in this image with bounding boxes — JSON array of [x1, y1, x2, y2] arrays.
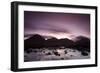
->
[[59, 38, 74, 48], [24, 34, 90, 52], [24, 34, 45, 50], [74, 36, 90, 52], [45, 37, 59, 47]]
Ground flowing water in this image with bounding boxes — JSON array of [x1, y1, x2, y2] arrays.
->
[[24, 48, 90, 62]]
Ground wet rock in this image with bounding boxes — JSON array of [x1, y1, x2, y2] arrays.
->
[[69, 49, 72, 52], [45, 52, 52, 55], [64, 50, 67, 54], [43, 51, 45, 53], [61, 58, 64, 60], [70, 55, 73, 57], [81, 51, 88, 56], [53, 51, 60, 56]]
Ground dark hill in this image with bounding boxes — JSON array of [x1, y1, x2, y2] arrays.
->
[[24, 34, 45, 50], [59, 38, 74, 48], [44, 37, 60, 47], [24, 34, 90, 52], [74, 36, 90, 52]]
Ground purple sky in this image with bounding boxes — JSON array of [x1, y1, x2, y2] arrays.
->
[[24, 11, 90, 39]]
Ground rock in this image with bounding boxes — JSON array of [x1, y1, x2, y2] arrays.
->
[[43, 51, 45, 53], [61, 58, 64, 60], [64, 50, 67, 54], [70, 55, 73, 57], [45, 52, 52, 55], [81, 51, 88, 56], [53, 51, 60, 56]]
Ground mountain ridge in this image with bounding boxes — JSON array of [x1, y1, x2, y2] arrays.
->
[[24, 34, 90, 52]]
